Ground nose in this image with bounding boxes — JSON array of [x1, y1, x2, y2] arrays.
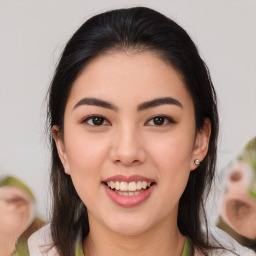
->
[[109, 126, 146, 166]]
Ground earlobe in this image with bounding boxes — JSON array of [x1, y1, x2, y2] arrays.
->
[[52, 125, 70, 174], [190, 119, 211, 170]]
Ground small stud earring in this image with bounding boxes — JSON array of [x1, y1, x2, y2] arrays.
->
[[194, 159, 200, 166]]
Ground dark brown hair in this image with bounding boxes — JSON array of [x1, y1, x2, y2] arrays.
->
[[47, 7, 220, 256]]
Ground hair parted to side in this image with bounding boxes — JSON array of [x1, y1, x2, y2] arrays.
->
[[47, 7, 219, 256]]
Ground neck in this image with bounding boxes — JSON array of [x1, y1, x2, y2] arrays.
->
[[83, 217, 186, 256], [0, 233, 17, 256]]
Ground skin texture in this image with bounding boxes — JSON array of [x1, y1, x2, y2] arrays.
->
[[53, 51, 211, 256], [0, 186, 34, 256]]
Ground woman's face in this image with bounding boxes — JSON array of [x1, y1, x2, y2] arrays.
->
[[0, 186, 34, 236], [54, 51, 210, 235]]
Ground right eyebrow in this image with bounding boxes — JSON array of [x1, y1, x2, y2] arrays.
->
[[73, 98, 118, 111]]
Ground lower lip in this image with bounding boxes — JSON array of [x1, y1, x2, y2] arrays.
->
[[104, 184, 155, 208]]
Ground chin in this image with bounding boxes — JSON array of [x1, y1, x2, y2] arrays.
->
[[110, 225, 150, 236], [104, 214, 154, 236]]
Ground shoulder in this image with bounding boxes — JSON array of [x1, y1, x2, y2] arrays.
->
[[204, 226, 256, 256], [195, 246, 255, 256], [28, 224, 59, 256], [193, 226, 255, 256]]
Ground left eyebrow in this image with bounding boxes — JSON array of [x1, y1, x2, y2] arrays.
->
[[137, 97, 183, 111]]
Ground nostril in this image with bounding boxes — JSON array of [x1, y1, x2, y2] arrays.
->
[[230, 171, 242, 182]]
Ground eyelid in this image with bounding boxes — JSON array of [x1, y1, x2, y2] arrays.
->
[[145, 115, 176, 126], [82, 115, 111, 126], [81, 114, 176, 127]]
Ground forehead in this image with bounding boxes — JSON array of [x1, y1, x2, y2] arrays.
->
[[66, 51, 192, 110]]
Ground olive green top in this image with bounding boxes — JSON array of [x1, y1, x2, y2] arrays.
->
[[181, 237, 194, 256]]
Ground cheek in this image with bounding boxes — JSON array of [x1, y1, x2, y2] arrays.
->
[[146, 132, 194, 172], [64, 131, 111, 205], [65, 130, 109, 173], [146, 132, 193, 195]]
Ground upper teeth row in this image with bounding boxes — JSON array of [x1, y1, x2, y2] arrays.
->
[[107, 181, 151, 191]]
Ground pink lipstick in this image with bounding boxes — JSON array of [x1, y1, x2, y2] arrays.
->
[[103, 175, 156, 207]]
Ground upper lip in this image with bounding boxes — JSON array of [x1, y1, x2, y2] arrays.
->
[[103, 175, 156, 183]]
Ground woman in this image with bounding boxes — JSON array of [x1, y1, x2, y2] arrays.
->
[[28, 7, 247, 256]]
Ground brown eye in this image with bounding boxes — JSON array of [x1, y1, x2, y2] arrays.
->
[[153, 117, 165, 125], [145, 115, 176, 126], [92, 116, 104, 125], [83, 115, 110, 126]]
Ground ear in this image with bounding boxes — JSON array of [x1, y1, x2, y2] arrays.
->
[[52, 125, 71, 174], [190, 119, 211, 171]]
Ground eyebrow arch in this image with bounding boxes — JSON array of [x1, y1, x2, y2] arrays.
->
[[73, 97, 182, 112], [73, 98, 118, 111], [138, 97, 183, 111]]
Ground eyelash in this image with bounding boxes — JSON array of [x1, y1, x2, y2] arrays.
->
[[82, 115, 176, 127], [82, 115, 110, 126], [145, 115, 176, 126]]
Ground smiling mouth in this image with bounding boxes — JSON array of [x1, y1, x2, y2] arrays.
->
[[104, 181, 155, 196]]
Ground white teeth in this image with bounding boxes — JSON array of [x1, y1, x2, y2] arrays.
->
[[106, 180, 153, 192], [109, 181, 115, 189], [136, 181, 142, 190], [116, 190, 141, 196], [128, 182, 136, 191], [120, 181, 128, 191], [115, 181, 120, 190], [116, 191, 129, 196]]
